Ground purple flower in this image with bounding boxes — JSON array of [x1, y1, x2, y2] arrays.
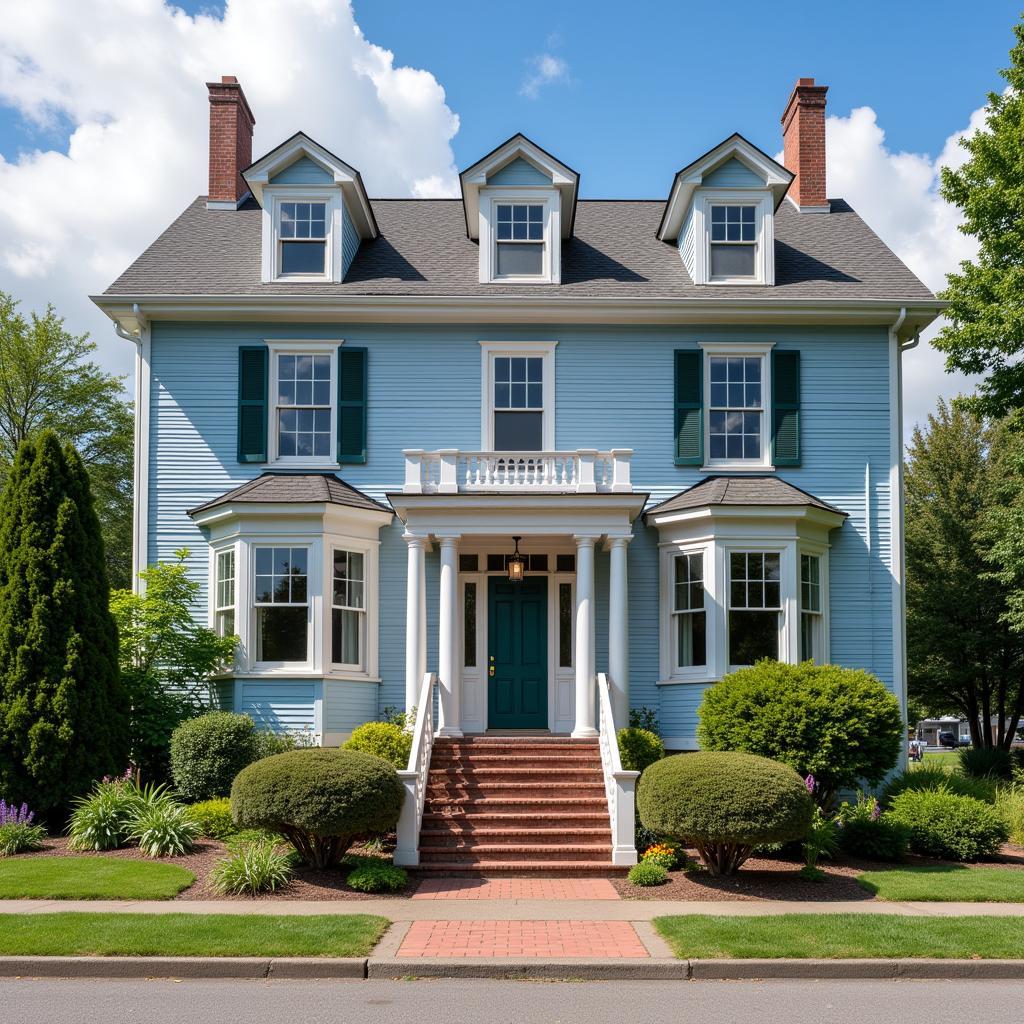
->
[[0, 799, 34, 825], [870, 798, 881, 822], [804, 774, 816, 794]]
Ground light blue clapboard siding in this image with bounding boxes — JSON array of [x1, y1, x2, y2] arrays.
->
[[342, 201, 359, 277], [488, 157, 551, 186], [702, 157, 764, 188], [148, 320, 895, 738], [324, 681, 379, 733], [269, 155, 332, 185], [214, 679, 234, 711], [679, 204, 696, 279], [238, 680, 316, 732]]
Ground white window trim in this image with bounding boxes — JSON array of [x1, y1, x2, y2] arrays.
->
[[698, 341, 775, 471], [725, 545, 788, 674], [325, 537, 378, 678], [260, 185, 344, 284], [267, 339, 342, 469], [479, 340, 557, 451], [478, 188, 561, 284], [798, 545, 830, 664], [250, 540, 316, 672], [209, 541, 239, 676], [661, 541, 715, 683], [691, 190, 774, 286]]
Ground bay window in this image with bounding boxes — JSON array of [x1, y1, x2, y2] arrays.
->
[[728, 552, 781, 666], [254, 546, 309, 664]]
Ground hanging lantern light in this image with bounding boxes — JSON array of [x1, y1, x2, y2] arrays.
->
[[507, 536, 525, 583]]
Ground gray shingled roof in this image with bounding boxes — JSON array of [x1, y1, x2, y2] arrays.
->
[[645, 476, 847, 518], [104, 196, 934, 302], [188, 473, 391, 517]]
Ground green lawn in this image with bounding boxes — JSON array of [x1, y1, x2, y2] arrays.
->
[[654, 914, 1024, 959], [920, 751, 959, 768], [0, 858, 195, 900], [858, 866, 1024, 902], [0, 913, 389, 958]]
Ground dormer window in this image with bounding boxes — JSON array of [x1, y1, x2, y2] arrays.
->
[[709, 204, 756, 279], [495, 203, 545, 277], [279, 202, 327, 276]]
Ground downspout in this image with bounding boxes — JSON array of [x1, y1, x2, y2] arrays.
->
[[889, 306, 908, 766], [114, 303, 149, 592]]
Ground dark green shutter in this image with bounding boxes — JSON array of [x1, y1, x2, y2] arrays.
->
[[237, 346, 268, 463], [338, 346, 367, 464], [674, 350, 703, 466], [772, 350, 801, 467]]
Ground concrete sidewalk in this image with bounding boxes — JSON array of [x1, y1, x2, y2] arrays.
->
[[3, 898, 1024, 919]]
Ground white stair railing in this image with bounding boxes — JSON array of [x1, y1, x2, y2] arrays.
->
[[394, 671, 437, 867], [596, 672, 640, 866]]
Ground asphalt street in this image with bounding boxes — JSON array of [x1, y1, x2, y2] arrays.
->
[[3, 977, 1016, 1024]]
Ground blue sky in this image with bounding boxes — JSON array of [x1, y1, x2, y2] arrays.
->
[[0, 0, 1017, 427]]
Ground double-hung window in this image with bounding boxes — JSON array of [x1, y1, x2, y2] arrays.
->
[[215, 549, 236, 638], [728, 552, 781, 666], [493, 355, 543, 451], [709, 204, 756, 280], [708, 356, 763, 462], [673, 552, 706, 668], [278, 201, 327, 276], [331, 549, 365, 668], [275, 352, 332, 460], [800, 553, 822, 662], [495, 203, 544, 278], [254, 546, 309, 664]]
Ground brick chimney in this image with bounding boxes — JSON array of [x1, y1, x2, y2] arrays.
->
[[781, 77, 829, 212], [206, 76, 255, 209]]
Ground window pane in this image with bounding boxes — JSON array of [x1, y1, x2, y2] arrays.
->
[[711, 206, 726, 223], [331, 608, 362, 666], [556, 553, 575, 573], [710, 243, 755, 278], [710, 357, 728, 382], [216, 609, 235, 638], [512, 205, 527, 222], [459, 554, 479, 572], [494, 382, 510, 408], [801, 612, 817, 662], [729, 611, 779, 665], [495, 357, 510, 382], [258, 606, 307, 662], [676, 610, 706, 667], [496, 242, 543, 276], [493, 410, 543, 451], [464, 582, 477, 667], [281, 240, 326, 275], [559, 582, 572, 668], [527, 357, 542, 382]]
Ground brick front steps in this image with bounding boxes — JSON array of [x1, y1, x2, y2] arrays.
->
[[416, 735, 625, 877]]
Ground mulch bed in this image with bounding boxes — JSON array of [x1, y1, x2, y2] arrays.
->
[[12, 837, 414, 902]]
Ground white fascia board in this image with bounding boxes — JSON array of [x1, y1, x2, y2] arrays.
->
[[191, 500, 392, 534], [91, 294, 946, 333]]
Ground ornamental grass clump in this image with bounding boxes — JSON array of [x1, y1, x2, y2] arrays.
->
[[129, 802, 199, 858], [0, 800, 46, 855], [637, 751, 814, 876], [211, 837, 294, 896], [67, 779, 143, 852], [231, 749, 404, 870]]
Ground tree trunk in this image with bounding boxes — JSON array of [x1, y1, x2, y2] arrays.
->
[[695, 842, 754, 876]]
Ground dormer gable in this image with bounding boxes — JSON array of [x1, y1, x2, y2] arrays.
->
[[243, 132, 378, 284], [657, 134, 793, 287], [460, 134, 579, 284]]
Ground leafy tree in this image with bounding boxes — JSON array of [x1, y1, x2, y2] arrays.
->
[[905, 400, 1024, 748], [0, 291, 133, 589], [934, 18, 1024, 416], [109, 551, 238, 782], [0, 432, 128, 813]]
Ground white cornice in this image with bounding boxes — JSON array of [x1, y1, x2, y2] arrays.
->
[[91, 293, 944, 340]]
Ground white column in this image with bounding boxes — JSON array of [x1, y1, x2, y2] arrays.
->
[[437, 535, 462, 737], [608, 536, 630, 727], [572, 535, 598, 737], [404, 534, 427, 714]]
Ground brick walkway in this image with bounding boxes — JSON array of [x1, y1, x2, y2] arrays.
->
[[397, 919, 649, 958], [412, 878, 620, 901]]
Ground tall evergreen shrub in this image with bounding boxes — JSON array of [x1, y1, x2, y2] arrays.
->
[[0, 432, 127, 812]]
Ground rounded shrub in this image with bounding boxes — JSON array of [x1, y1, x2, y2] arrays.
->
[[696, 662, 903, 808], [617, 728, 665, 774], [170, 713, 261, 802], [628, 861, 669, 886], [231, 749, 404, 869], [637, 751, 814, 875], [887, 788, 1010, 861], [184, 798, 235, 840], [958, 746, 1014, 781], [343, 722, 412, 769], [881, 767, 997, 806]]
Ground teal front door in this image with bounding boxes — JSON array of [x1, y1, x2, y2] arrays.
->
[[488, 577, 548, 729]]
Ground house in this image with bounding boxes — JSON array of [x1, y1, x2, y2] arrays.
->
[[93, 76, 942, 870]]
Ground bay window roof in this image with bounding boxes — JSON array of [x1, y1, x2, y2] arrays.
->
[[188, 472, 391, 518], [645, 475, 846, 521]]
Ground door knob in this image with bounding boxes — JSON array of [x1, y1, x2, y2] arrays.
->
[[489, 666, 495, 677]]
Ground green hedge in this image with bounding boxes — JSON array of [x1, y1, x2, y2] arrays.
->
[[170, 713, 261, 802], [887, 788, 1010, 861], [343, 722, 412, 769], [617, 728, 664, 773]]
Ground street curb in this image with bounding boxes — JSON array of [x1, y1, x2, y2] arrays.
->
[[0, 956, 367, 980], [2, 955, 1024, 981]]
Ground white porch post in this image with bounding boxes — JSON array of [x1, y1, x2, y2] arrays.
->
[[572, 535, 598, 737], [437, 535, 462, 737], [608, 536, 630, 727], [404, 534, 427, 714]]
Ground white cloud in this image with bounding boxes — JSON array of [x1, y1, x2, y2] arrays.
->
[[520, 53, 570, 100], [801, 103, 989, 437], [0, 0, 461, 377]]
